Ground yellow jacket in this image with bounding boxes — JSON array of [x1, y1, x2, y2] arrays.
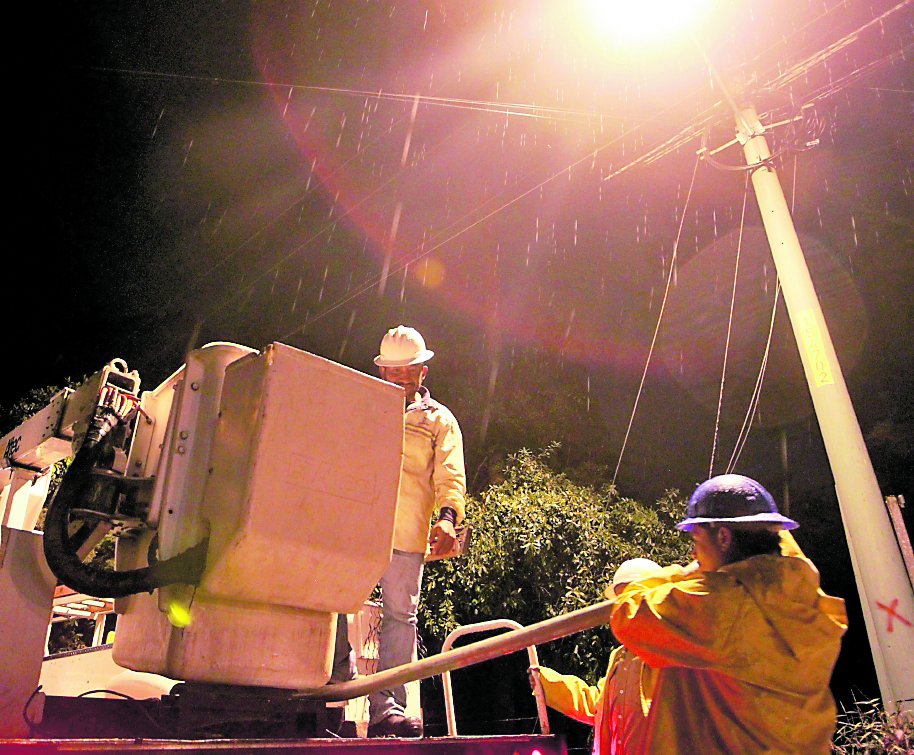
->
[[610, 533, 847, 755], [394, 386, 466, 552], [539, 646, 655, 755]]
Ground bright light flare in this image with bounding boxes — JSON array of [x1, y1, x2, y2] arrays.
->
[[580, 0, 709, 45]]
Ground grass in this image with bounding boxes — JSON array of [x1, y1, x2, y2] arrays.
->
[[832, 699, 913, 754]]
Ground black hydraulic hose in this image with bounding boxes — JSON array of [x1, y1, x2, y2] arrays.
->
[[42, 408, 209, 599]]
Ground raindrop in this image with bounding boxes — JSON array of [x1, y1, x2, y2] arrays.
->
[[181, 139, 194, 169], [400, 264, 409, 303], [335, 114, 347, 148], [563, 309, 576, 341], [290, 277, 303, 316], [317, 265, 329, 303], [211, 209, 227, 237], [151, 108, 165, 140], [338, 309, 357, 360], [306, 157, 317, 192]]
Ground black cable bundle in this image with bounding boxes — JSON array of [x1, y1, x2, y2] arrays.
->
[[42, 407, 208, 598]]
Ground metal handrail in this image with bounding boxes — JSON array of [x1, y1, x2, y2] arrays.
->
[[440, 619, 550, 736], [296, 598, 615, 703]]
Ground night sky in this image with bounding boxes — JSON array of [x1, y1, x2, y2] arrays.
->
[[23, 0, 914, 706]]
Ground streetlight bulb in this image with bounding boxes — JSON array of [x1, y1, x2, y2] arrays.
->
[[581, 0, 709, 45]]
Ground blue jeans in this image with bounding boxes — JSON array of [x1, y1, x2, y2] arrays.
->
[[331, 550, 425, 723], [370, 550, 425, 723]]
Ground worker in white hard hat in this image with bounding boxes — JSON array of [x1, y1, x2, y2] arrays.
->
[[334, 326, 466, 738], [529, 558, 663, 755], [610, 474, 847, 755]]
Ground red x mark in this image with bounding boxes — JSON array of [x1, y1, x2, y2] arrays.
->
[[876, 598, 912, 632]]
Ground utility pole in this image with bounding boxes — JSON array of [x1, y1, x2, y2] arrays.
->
[[730, 100, 914, 713]]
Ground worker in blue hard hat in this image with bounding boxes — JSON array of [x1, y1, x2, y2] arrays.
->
[[531, 558, 663, 755], [610, 474, 847, 755]]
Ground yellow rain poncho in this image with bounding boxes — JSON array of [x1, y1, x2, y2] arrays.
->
[[610, 533, 847, 755], [539, 646, 655, 755]]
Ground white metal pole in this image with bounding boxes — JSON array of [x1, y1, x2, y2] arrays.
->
[[737, 107, 913, 713]]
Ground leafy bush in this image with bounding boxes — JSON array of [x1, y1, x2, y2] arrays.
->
[[419, 447, 691, 683], [832, 699, 913, 754]]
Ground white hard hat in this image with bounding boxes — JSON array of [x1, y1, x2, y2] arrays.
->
[[608, 558, 663, 593], [374, 326, 435, 367]]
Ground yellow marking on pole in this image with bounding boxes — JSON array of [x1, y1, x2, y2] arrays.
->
[[799, 309, 834, 387]]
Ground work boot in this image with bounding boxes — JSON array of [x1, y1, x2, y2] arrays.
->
[[367, 714, 423, 738]]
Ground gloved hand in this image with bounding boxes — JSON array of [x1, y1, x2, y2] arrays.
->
[[428, 519, 458, 558]]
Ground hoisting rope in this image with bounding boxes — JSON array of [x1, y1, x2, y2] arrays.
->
[[708, 173, 750, 476], [724, 153, 800, 473], [612, 154, 701, 489]]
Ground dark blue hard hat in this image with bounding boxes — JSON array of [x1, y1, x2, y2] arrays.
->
[[677, 474, 799, 532]]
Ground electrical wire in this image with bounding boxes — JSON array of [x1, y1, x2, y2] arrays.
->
[[96, 25, 735, 350], [611, 154, 703, 489], [212, 69, 717, 339], [709, 174, 750, 477], [22, 685, 47, 738], [723, 152, 800, 473], [270, 78, 719, 336], [74, 66, 670, 304], [75, 66, 650, 125], [260, 22, 907, 341], [74, 688, 177, 736], [726, 280, 779, 473], [114, 66, 703, 354], [699, 91, 814, 172], [768, 0, 913, 91], [69, 1, 911, 423], [621, 1, 911, 177]]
